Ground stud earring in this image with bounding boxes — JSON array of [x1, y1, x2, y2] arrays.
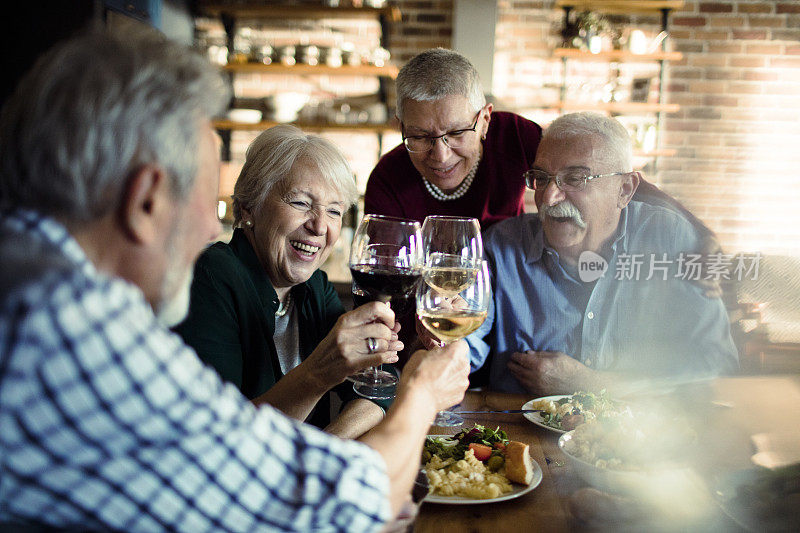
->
[[244, 220, 253, 228]]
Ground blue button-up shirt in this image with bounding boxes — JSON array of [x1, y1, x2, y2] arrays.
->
[[467, 201, 738, 394]]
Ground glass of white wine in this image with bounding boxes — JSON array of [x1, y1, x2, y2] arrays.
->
[[421, 215, 482, 264], [416, 259, 490, 426]]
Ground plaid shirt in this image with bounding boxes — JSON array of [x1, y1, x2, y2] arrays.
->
[[0, 209, 391, 532]]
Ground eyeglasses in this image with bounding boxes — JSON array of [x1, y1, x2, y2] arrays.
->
[[401, 111, 481, 153], [523, 168, 630, 192]]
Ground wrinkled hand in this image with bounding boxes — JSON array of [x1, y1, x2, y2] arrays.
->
[[415, 292, 468, 350], [415, 315, 441, 350], [304, 301, 403, 389], [508, 350, 592, 396], [400, 340, 470, 413]]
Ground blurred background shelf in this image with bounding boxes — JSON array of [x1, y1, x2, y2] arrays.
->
[[556, 101, 680, 113], [197, 3, 401, 23], [554, 0, 685, 14], [554, 48, 682, 62], [222, 62, 398, 77], [212, 119, 397, 133]]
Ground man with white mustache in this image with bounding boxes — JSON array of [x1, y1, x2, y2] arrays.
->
[[466, 112, 738, 396]]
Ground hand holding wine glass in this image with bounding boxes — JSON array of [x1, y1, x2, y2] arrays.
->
[[349, 214, 423, 400]]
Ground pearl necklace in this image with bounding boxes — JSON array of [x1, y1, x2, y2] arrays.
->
[[421, 156, 481, 201], [275, 292, 292, 317]]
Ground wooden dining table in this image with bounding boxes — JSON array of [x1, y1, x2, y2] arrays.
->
[[411, 375, 800, 532]]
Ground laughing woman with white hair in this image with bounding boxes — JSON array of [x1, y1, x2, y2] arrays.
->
[[175, 124, 401, 438]]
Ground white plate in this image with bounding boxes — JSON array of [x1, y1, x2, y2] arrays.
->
[[522, 395, 570, 434], [421, 434, 543, 505], [422, 461, 542, 505]]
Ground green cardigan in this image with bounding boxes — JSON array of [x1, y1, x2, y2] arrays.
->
[[174, 228, 371, 428]]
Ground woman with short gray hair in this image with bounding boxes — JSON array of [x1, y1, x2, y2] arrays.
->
[[176, 125, 399, 438]]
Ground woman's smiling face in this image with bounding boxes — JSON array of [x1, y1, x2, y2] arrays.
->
[[244, 156, 345, 291], [401, 94, 490, 193]]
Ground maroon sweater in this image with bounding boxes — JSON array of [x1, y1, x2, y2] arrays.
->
[[365, 111, 541, 230]]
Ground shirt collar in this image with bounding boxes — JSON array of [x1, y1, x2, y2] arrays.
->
[[526, 215, 547, 264], [611, 206, 630, 254], [4, 207, 97, 279]]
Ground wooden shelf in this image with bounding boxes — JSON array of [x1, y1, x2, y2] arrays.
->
[[222, 62, 399, 78], [213, 119, 398, 134], [197, 3, 401, 22], [556, 101, 680, 113], [554, 48, 683, 62], [633, 148, 676, 157], [554, 0, 685, 14]]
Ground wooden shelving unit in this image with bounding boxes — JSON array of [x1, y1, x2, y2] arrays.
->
[[222, 63, 399, 78], [553, 48, 682, 62], [212, 119, 397, 134], [197, 1, 400, 160], [556, 101, 680, 113], [554, 0, 685, 170], [634, 148, 676, 158], [197, 3, 401, 23], [554, 0, 684, 15]]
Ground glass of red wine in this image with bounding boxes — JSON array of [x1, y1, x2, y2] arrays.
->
[[349, 214, 423, 399]]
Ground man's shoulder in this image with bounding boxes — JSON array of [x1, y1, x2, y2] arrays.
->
[[484, 213, 540, 249], [626, 201, 701, 252], [485, 213, 539, 237], [194, 238, 248, 280]]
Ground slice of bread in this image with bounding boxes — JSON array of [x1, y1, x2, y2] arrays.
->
[[504, 441, 533, 485]]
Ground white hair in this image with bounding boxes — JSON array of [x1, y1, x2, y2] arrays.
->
[[0, 24, 230, 223], [543, 112, 633, 172], [231, 124, 357, 226], [395, 48, 485, 120]]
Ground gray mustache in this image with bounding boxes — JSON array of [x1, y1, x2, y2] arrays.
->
[[539, 201, 587, 229]]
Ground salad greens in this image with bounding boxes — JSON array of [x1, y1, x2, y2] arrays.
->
[[537, 390, 622, 431], [422, 424, 509, 464]]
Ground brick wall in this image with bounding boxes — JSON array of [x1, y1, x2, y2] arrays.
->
[[661, 1, 800, 256], [218, 1, 799, 257], [393, 0, 800, 257], [388, 0, 453, 65]]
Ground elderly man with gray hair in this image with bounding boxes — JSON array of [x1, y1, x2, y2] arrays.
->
[[0, 26, 469, 531], [467, 112, 738, 396]]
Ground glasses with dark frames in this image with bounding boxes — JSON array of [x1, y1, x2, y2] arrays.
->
[[401, 110, 481, 153]]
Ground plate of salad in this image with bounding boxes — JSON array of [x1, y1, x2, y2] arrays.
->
[[421, 424, 542, 504], [522, 391, 628, 434]]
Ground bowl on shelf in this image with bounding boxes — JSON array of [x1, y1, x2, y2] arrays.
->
[[226, 108, 262, 124], [264, 93, 310, 123]]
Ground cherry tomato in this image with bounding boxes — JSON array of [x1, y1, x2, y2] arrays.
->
[[468, 443, 492, 461]]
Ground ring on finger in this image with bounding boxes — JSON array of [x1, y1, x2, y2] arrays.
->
[[366, 337, 378, 354]]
